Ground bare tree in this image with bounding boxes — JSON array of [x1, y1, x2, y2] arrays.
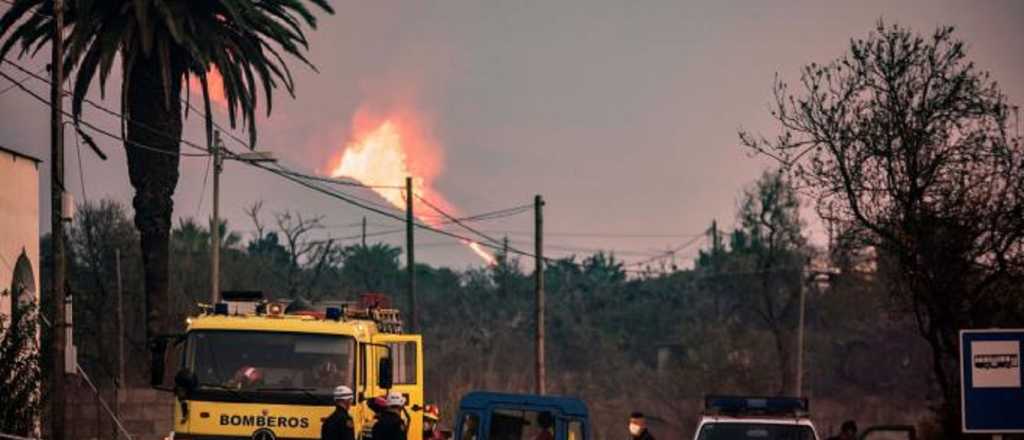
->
[[741, 22, 1024, 436], [735, 170, 808, 394], [244, 206, 341, 299], [244, 201, 267, 241]]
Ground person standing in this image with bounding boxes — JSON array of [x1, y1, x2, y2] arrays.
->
[[628, 412, 655, 440], [827, 421, 857, 440], [321, 386, 355, 440], [423, 405, 446, 440], [372, 392, 408, 440], [533, 412, 555, 440]]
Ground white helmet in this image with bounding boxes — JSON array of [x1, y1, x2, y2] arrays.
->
[[333, 385, 354, 402], [385, 391, 406, 407]]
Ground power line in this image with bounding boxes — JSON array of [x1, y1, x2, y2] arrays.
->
[[0, 65, 43, 96], [626, 234, 706, 268], [415, 193, 506, 249], [270, 167, 405, 189], [195, 156, 212, 218], [71, 123, 88, 204], [252, 160, 550, 260], [481, 230, 703, 239], [0, 68, 210, 158], [537, 244, 666, 258], [1, 59, 214, 156], [306, 204, 540, 246]]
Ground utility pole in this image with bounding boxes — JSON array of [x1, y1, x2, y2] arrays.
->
[[710, 219, 721, 319], [711, 219, 719, 253], [534, 195, 545, 395], [406, 177, 417, 331], [115, 248, 124, 437], [361, 216, 367, 248], [210, 135, 274, 304], [210, 131, 223, 304], [501, 236, 510, 298], [50, 0, 67, 436], [795, 270, 806, 397]]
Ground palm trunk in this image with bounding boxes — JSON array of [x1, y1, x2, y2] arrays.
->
[[124, 53, 184, 355]]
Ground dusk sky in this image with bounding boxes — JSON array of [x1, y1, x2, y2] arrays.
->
[[2, 0, 1023, 269]]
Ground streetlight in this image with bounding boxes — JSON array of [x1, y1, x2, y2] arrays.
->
[[210, 131, 277, 304], [795, 266, 838, 397]]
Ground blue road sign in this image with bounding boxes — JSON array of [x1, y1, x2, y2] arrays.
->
[[960, 329, 1024, 434]]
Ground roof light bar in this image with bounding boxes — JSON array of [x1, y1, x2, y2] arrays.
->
[[325, 307, 342, 321], [213, 303, 229, 316], [704, 395, 809, 416]]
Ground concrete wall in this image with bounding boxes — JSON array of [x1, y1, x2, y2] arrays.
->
[[66, 384, 174, 440], [0, 147, 40, 318]]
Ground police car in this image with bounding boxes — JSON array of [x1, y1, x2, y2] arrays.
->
[[692, 396, 819, 440]]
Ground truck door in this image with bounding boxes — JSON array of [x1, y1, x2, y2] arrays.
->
[[372, 334, 424, 440]]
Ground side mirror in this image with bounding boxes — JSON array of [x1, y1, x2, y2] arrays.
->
[[378, 357, 393, 390], [174, 369, 199, 394], [149, 338, 168, 387]]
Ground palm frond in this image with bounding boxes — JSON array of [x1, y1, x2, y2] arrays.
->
[[0, 0, 333, 148]]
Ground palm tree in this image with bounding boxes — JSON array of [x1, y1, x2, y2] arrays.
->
[[0, 0, 333, 344]]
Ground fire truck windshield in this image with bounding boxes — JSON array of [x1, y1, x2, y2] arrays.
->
[[186, 330, 354, 398]]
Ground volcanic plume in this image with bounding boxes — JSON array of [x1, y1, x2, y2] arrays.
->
[[329, 108, 496, 265], [187, 67, 228, 107]]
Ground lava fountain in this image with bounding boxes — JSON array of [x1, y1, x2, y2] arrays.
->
[[328, 109, 496, 265]]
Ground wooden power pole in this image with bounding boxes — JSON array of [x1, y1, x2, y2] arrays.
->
[[210, 131, 222, 304], [406, 177, 417, 331], [534, 195, 545, 395], [50, 0, 67, 436]]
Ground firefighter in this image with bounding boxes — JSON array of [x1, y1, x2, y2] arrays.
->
[[533, 412, 554, 440], [227, 366, 264, 390], [423, 405, 444, 440], [827, 420, 858, 440], [372, 392, 408, 440], [321, 385, 355, 440], [628, 412, 655, 440]]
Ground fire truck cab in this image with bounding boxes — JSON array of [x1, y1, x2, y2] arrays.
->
[[151, 293, 425, 440]]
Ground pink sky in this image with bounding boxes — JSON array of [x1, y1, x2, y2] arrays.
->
[[2, 0, 1023, 268]]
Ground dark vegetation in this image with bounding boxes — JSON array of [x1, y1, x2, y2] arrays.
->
[[42, 167, 941, 438]]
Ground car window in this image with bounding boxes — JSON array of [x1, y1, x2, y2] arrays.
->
[[460, 413, 480, 440], [489, 409, 556, 440]]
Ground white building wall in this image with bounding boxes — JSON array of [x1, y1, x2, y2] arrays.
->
[[0, 147, 41, 318]]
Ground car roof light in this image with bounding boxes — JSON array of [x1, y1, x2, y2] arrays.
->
[[704, 395, 809, 416]]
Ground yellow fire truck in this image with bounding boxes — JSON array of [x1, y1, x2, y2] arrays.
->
[[151, 293, 425, 440]]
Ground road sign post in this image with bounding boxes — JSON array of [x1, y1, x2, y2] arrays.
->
[[960, 329, 1024, 436]]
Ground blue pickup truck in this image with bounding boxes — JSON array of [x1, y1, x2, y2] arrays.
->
[[452, 392, 590, 440]]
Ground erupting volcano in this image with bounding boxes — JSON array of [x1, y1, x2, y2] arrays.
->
[[329, 108, 496, 265]]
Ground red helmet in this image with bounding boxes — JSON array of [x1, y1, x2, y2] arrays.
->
[[236, 366, 263, 385], [424, 404, 440, 421]]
